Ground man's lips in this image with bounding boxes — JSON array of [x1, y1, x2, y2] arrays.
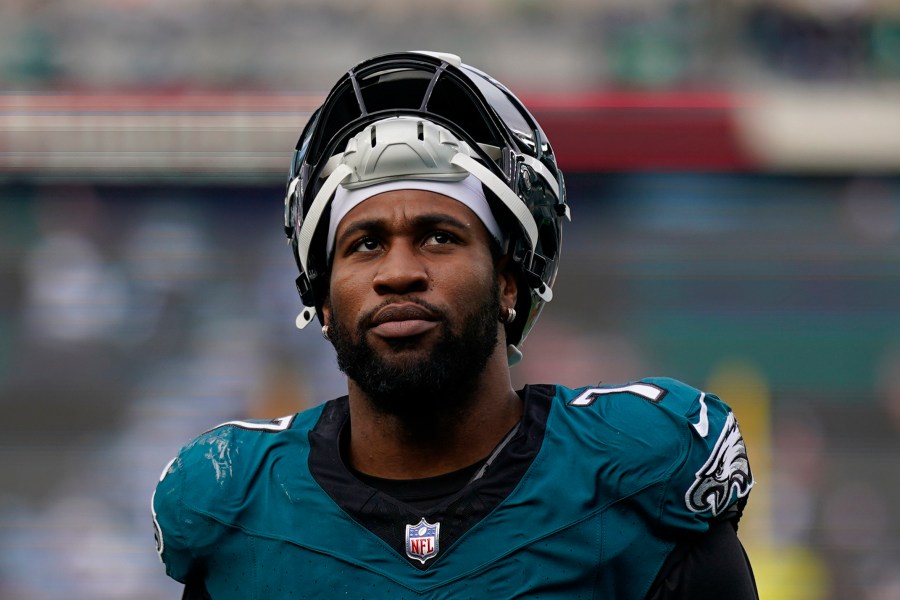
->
[[369, 303, 440, 339]]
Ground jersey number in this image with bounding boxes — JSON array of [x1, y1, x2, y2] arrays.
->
[[568, 383, 666, 406], [207, 414, 297, 433]]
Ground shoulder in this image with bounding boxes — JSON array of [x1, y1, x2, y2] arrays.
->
[[558, 376, 703, 414], [152, 403, 328, 581], [548, 377, 754, 529], [550, 377, 707, 450], [158, 403, 327, 506]]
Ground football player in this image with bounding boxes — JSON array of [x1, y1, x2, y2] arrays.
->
[[153, 51, 758, 599]]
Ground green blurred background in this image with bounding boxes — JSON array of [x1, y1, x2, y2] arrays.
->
[[2, 1, 900, 598]]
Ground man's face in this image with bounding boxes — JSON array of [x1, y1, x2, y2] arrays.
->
[[323, 189, 511, 420]]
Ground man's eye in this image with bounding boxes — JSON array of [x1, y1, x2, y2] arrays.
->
[[425, 232, 455, 246], [351, 238, 380, 252]]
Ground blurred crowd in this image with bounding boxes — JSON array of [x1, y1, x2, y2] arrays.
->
[[0, 184, 345, 598], [0, 0, 899, 91]]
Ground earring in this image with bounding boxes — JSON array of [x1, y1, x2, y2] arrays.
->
[[321, 325, 331, 340], [501, 307, 517, 324]]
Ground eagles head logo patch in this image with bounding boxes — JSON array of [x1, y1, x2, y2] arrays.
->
[[685, 412, 753, 516]]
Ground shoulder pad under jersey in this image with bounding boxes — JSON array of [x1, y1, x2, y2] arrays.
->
[[559, 377, 754, 532], [151, 412, 308, 582]]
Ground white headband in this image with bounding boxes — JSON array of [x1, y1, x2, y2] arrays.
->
[[326, 174, 502, 254]]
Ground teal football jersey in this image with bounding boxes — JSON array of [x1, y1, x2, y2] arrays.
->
[[153, 378, 753, 599]]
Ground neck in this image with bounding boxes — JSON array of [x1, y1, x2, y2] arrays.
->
[[345, 347, 522, 480]]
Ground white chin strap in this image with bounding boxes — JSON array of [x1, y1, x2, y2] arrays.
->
[[289, 117, 558, 354]]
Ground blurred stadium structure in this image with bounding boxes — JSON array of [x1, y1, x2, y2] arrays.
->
[[1, 1, 900, 599]]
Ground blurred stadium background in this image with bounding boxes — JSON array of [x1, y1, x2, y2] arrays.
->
[[2, 1, 900, 598]]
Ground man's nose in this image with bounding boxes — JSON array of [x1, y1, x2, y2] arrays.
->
[[372, 243, 429, 295]]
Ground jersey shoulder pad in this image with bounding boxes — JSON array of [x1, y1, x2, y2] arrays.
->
[[562, 376, 703, 440], [173, 412, 302, 503], [152, 406, 323, 582], [559, 377, 754, 531], [645, 377, 755, 530]]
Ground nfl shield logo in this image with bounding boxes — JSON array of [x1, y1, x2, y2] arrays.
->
[[405, 518, 440, 564]]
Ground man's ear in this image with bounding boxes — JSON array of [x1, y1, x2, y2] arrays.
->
[[496, 254, 518, 310], [320, 296, 332, 327]]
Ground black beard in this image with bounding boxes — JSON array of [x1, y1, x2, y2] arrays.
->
[[328, 281, 500, 426]]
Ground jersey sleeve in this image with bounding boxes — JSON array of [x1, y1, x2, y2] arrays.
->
[[558, 377, 754, 537], [152, 413, 303, 583], [648, 377, 754, 533], [152, 426, 240, 583], [152, 449, 195, 583]]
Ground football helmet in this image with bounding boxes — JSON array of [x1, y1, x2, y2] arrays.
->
[[284, 51, 569, 363]]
